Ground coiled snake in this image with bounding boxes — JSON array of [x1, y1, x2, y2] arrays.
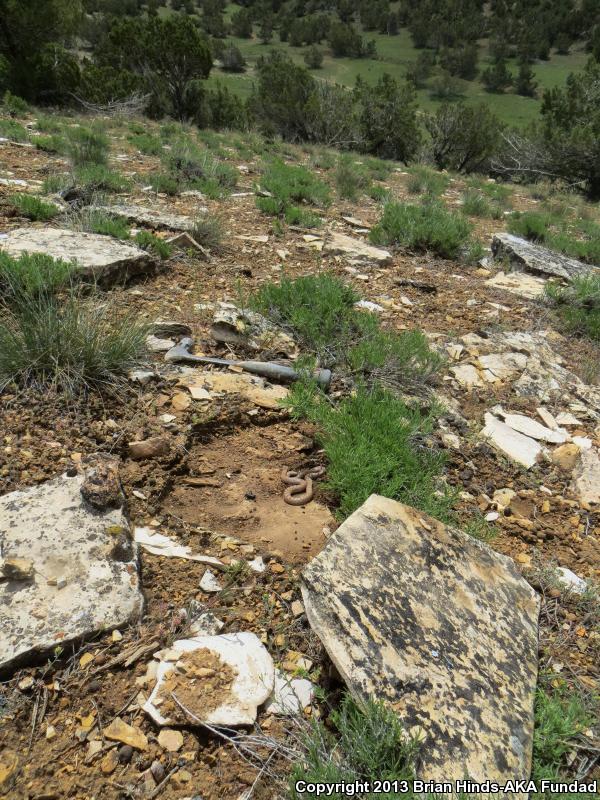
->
[[281, 465, 325, 506]]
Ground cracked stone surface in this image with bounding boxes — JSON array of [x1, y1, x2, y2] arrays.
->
[[94, 203, 205, 232], [323, 231, 392, 265], [302, 494, 540, 783], [0, 472, 143, 672], [0, 228, 156, 285], [491, 233, 596, 281]]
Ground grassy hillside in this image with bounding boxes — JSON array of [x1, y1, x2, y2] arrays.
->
[[205, 2, 589, 127]]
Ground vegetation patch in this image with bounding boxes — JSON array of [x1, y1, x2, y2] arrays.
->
[[65, 126, 109, 167], [256, 159, 331, 222], [0, 254, 146, 393], [0, 252, 75, 297], [370, 201, 473, 260], [73, 165, 130, 194], [406, 166, 449, 197], [10, 194, 59, 222], [546, 274, 600, 341], [192, 213, 224, 251], [0, 118, 28, 142], [290, 694, 419, 798], [134, 231, 172, 260], [508, 211, 600, 265]]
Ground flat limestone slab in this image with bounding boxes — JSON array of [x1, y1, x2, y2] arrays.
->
[[0, 473, 143, 672], [94, 203, 204, 232], [492, 233, 595, 281], [0, 228, 156, 285], [302, 495, 540, 783], [486, 271, 547, 299], [324, 231, 392, 266]]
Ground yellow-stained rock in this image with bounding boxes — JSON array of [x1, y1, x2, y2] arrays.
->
[[104, 717, 148, 751], [302, 495, 540, 785]]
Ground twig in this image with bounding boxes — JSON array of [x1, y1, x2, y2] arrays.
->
[[91, 698, 105, 746], [147, 765, 180, 799]]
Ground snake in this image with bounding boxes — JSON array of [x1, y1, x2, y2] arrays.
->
[[281, 465, 326, 506]]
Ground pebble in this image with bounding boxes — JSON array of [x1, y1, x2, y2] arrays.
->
[[150, 760, 165, 783], [118, 745, 133, 764]]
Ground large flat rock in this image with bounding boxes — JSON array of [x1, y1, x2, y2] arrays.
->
[[0, 472, 143, 672], [0, 228, 156, 285], [324, 231, 392, 266], [302, 495, 540, 783], [491, 233, 595, 281], [94, 203, 204, 232]]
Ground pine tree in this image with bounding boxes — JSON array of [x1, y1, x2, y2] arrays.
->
[[516, 59, 537, 96]]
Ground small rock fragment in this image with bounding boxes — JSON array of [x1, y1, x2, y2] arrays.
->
[[128, 437, 171, 461], [199, 570, 222, 593], [158, 729, 184, 752], [1, 558, 34, 581], [104, 717, 148, 751]]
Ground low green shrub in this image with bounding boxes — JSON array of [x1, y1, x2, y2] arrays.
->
[[370, 201, 473, 259], [290, 695, 419, 798], [134, 231, 172, 260], [252, 273, 363, 353], [508, 211, 550, 242], [191, 213, 224, 251], [347, 328, 444, 389], [2, 91, 29, 117], [545, 274, 600, 341], [65, 126, 109, 167], [10, 194, 59, 221], [283, 205, 322, 227], [147, 172, 179, 195], [462, 190, 502, 219], [74, 164, 130, 193], [259, 159, 331, 209], [0, 118, 28, 142], [33, 134, 66, 154], [42, 174, 72, 195], [406, 166, 449, 197], [285, 383, 452, 520], [128, 132, 163, 155], [334, 155, 371, 201], [0, 287, 147, 392], [72, 208, 131, 239], [508, 211, 600, 264], [0, 252, 75, 297]]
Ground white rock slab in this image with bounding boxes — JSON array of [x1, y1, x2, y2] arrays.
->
[[264, 670, 314, 715], [144, 632, 274, 727], [477, 353, 528, 381], [0, 228, 156, 285], [500, 412, 568, 444], [556, 567, 588, 595], [301, 495, 540, 783], [481, 412, 544, 468], [94, 203, 204, 231], [486, 271, 547, 299], [492, 233, 595, 281], [450, 363, 483, 388], [0, 473, 143, 672], [572, 448, 600, 505], [323, 231, 392, 266], [134, 527, 224, 568]]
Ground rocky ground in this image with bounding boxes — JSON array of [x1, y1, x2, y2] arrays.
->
[[0, 118, 599, 799]]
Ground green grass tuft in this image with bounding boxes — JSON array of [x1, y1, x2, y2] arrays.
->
[[0, 118, 28, 142], [134, 231, 172, 260], [147, 172, 180, 195], [0, 252, 75, 297], [65, 126, 109, 167], [545, 274, 600, 341], [285, 383, 453, 521], [128, 132, 163, 155], [191, 213, 224, 251], [334, 154, 371, 201], [406, 165, 449, 197], [370, 201, 473, 260], [74, 164, 130, 194], [10, 194, 59, 221]]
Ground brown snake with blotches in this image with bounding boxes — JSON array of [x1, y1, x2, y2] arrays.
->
[[281, 466, 326, 506]]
